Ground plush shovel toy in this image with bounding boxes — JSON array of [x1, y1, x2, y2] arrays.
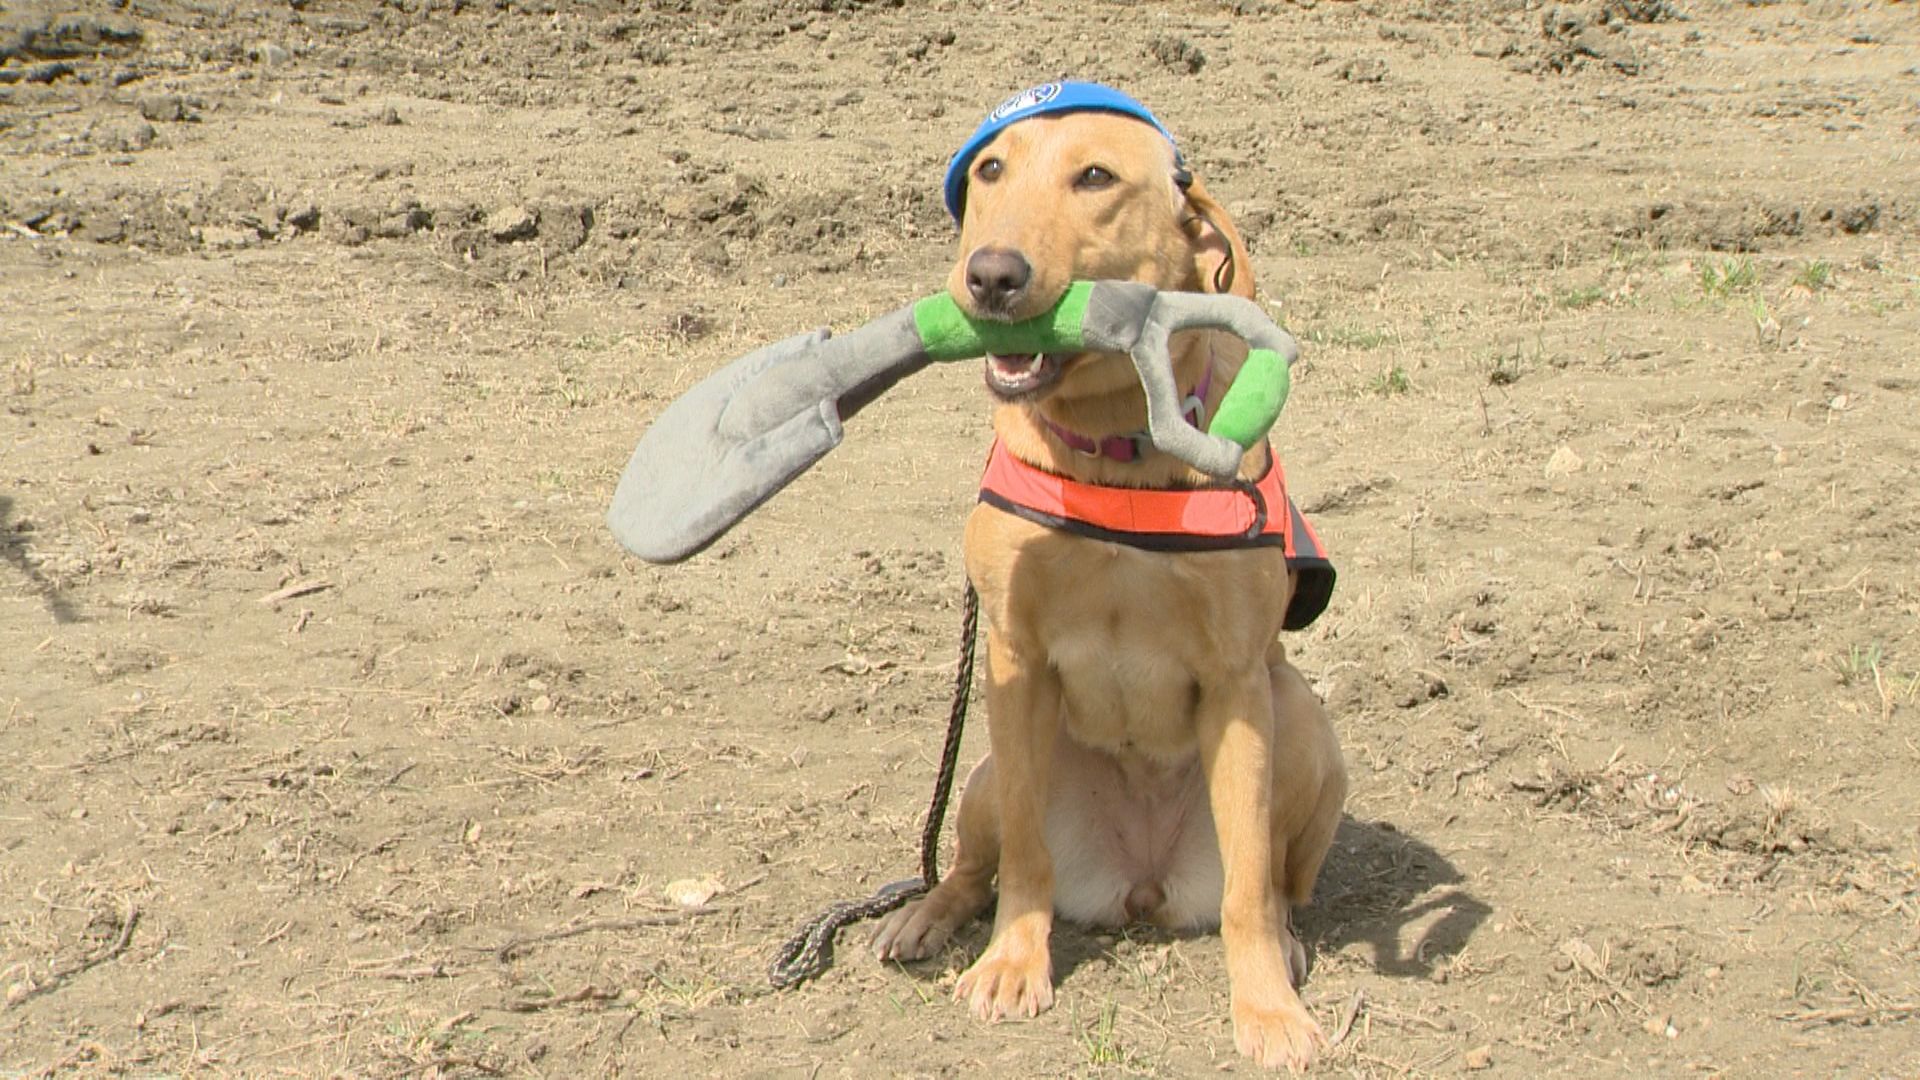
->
[[607, 280, 1299, 564]]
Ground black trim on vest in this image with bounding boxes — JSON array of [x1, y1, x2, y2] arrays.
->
[[977, 492, 1338, 630]]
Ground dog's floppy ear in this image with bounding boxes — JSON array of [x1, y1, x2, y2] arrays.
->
[[1180, 175, 1255, 300]]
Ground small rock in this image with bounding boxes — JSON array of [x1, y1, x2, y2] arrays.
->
[[198, 225, 258, 249], [1573, 27, 1638, 74], [1147, 35, 1206, 75], [1470, 35, 1519, 59], [1834, 201, 1879, 234], [372, 205, 430, 238], [138, 93, 189, 122], [692, 238, 730, 271], [533, 202, 593, 253], [1463, 1044, 1493, 1070], [373, 104, 401, 126], [13, 61, 75, 85], [252, 41, 292, 66], [284, 203, 321, 232], [664, 876, 723, 908], [92, 116, 155, 153], [1544, 444, 1585, 478], [488, 205, 538, 242], [1335, 56, 1388, 83]]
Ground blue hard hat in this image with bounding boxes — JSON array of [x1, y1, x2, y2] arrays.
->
[[942, 81, 1182, 222]]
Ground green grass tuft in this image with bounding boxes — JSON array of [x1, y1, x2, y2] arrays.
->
[[1368, 363, 1412, 396], [1556, 284, 1608, 309], [1792, 260, 1833, 292], [1306, 324, 1395, 350], [1835, 642, 1882, 687], [1698, 256, 1758, 299], [1077, 1000, 1134, 1069]]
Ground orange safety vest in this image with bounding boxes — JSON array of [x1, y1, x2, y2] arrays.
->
[[978, 441, 1335, 630]]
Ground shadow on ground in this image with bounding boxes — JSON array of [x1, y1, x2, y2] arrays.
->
[[860, 813, 1487, 992], [0, 495, 80, 625], [1306, 815, 1490, 979]]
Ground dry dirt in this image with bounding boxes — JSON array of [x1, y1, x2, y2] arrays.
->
[[4, 1, 1919, 1076]]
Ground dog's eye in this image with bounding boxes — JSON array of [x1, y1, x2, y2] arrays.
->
[[975, 157, 1004, 183], [1075, 165, 1116, 190]]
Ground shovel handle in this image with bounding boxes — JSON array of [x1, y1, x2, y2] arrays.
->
[[905, 284, 1296, 479]]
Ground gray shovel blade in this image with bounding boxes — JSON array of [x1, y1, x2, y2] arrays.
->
[[607, 308, 927, 563]]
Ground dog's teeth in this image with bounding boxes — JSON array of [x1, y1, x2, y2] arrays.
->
[[989, 354, 1045, 379]]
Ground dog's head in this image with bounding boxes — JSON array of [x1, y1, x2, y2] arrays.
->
[[944, 85, 1251, 407]]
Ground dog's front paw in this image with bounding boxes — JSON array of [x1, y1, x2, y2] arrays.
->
[[872, 897, 954, 962], [1232, 995, 1327, 1073], [955, 937, 1054, 1020]]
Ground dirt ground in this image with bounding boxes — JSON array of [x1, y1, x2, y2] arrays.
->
[[3, 0, 1918, 1075]]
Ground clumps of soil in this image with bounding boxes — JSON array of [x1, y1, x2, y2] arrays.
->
[[1506, 757, 1883, 877], [1619, 196, 1894, 252], [1333, 56, 1388, 83], [136, 92, 198, 122], [0, 12, 143, 64], [331, 199, 434, 246], [1537, 3, 1645, 74], [1466, 0, 1675, 76], [0, 11, 143, 88], [440, 201, 597, 279], [87, 116, 155, 154], [1147, 35, 1207, 75], [0, 180, 324, 250]]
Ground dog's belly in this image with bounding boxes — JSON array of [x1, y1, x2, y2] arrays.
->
[[1044, 730, 1224, 929], [1042, 624, 1228, 930]]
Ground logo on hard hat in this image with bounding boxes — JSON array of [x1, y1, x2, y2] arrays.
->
[[987, 82, 1062, 124]]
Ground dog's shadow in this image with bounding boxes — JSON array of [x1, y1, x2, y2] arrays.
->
[[1298, 815, 1490, 979], [914, 814, 1487, 987], [0, 494, 80, 625]]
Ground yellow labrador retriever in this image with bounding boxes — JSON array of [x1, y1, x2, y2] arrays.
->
[[873, 89, 1346, 1072]]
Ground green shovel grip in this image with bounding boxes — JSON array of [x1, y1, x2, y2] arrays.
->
[[910, 284, 1093, 361], [1208, 346, 1290, 450]]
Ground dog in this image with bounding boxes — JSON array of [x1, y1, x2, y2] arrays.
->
[[871, 84, 1347, 1072]]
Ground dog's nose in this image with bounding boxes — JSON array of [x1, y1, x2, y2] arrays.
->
[[965, 247, 1032, 313]]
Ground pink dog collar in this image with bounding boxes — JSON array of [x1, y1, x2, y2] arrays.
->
[[1043, 364, 1213, 463]]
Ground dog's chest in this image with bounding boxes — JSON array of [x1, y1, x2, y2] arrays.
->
[[1047, 616, 1196, 756], [971, 513, 1290, 758]]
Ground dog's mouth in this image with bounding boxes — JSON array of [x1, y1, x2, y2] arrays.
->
[[983, 352, 1068, 400]]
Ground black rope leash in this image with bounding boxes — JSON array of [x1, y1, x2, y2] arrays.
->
[[766, 580, 980, 989]]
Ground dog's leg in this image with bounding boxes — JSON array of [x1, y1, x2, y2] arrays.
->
[[1198, 666, 1326, 1072], [872, 758, 999, 962], [953, 628, 1062, 1020], [1268, 657, 1346, 988]]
